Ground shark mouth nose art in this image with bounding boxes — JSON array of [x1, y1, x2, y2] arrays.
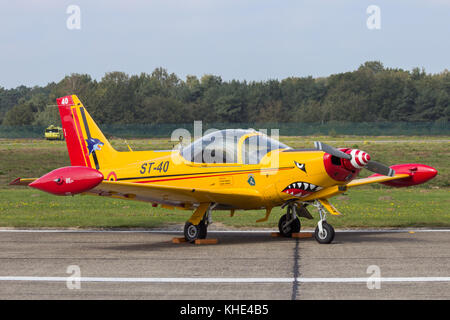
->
[[282, 181, 322, 197]]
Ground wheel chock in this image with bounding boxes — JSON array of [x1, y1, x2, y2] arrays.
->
[[172, 237, 187, 244], [292, 232, 313, 239], [271, 232, 282, 237], [194, 239, 218, 245], [271, 232, 313, 238]]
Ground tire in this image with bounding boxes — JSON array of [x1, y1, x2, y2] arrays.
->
[[278, 214, 301, 237], [184, 221, 207, 242], [198, 220, 207, 239], [314, 221, 335, 244]]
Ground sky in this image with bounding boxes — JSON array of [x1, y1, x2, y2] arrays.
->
[[0, 0, 449, 88]]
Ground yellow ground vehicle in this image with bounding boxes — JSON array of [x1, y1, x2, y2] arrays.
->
[[44, 125, 64, 140]]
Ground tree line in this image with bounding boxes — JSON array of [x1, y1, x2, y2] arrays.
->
[[1, 61, 449, 126]]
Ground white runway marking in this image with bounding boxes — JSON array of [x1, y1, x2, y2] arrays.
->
[[0, 228, 449, 233], [0, 276, 449, 283]]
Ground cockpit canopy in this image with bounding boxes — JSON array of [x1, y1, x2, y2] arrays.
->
[[180, 129, 290, 164]]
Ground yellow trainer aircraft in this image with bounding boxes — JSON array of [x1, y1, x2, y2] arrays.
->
[[11, 95, 438, 244]]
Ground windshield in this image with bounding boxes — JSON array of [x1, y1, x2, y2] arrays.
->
[[181, 129, 250, 163], [180, 129, 290, 164], [242, 134, 290, 164]]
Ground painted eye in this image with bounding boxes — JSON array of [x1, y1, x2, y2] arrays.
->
[[294, 161, 306, 172]]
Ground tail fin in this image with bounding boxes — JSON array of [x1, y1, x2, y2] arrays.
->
[[57, 95, 117, 170]]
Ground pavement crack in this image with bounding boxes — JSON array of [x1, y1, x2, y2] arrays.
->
[[291, 237, 300, 300]]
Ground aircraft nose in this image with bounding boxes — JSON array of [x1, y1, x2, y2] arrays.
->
[[348, 149, 371, 169]]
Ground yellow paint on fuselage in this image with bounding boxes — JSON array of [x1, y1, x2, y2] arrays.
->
[[95, 147, 345, 210], [69, 94, 346, 210]]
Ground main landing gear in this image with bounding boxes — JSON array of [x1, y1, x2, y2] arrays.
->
[[184, 203, 216, 242], [184, 220, 207, 242], [277, 200, 335, 244], [278, 203, 301, 237]]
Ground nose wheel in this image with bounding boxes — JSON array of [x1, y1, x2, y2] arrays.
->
[[314, 221, 335, 244], [312, 200, 335, 244]]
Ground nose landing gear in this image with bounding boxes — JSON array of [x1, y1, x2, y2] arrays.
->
[[314, 220, 335, 244], [311, 200, 335, 244], [278, 200, 336, 244]]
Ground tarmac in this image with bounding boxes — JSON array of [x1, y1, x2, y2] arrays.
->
[[0, 228, 448, 300]]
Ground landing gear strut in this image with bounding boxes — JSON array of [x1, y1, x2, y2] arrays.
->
[[184, 203, 216, 242], [311, 201, 335, 244], [278, 203, 301, 237]]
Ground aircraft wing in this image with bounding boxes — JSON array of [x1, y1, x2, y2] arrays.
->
[[300, 173, 411, 201], [345, 174, 410, 188], [86, 180, 264, 209]]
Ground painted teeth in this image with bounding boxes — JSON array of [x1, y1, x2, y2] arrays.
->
[[284, 182, 321, 192]]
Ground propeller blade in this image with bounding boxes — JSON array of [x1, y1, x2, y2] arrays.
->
[[314, 141, 352, 160], [366, 160, 396, 177]]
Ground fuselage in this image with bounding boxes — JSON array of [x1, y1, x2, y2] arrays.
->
[[97, 147, 349, 210]]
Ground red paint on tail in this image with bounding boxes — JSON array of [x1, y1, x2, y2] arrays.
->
[[57, 96, 86, 167]]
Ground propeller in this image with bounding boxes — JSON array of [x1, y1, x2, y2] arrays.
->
[[314, 141, 351, 160], [314, 141, 395, 177], [366, 160, 395, 177]]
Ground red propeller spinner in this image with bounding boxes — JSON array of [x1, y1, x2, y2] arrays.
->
[[342, 149, 371, 170]]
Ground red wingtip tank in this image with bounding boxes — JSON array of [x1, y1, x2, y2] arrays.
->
[[369, 164, 438, 187], [29, 166, 104, 195]]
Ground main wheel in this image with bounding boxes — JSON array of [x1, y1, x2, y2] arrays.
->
[[184, 221, 207, 242], [278, 214, 301, 237], [314, 221, 335, 244]]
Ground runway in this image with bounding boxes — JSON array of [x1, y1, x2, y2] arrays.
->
[[0, 228, 449, 299]]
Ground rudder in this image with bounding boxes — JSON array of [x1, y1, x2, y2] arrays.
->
[[57, 95, 116, 170]]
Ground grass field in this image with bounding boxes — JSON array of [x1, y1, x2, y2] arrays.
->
[[0, 136, 449, 229], [0, 188, 448, 229]]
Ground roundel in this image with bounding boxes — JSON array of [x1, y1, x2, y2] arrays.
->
[[106, 171, 117, 181]]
